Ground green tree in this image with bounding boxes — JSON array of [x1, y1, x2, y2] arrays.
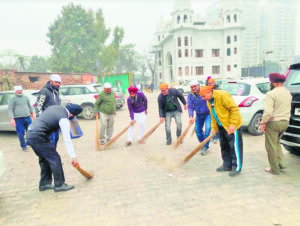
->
[[115, 44, 143, 73], [27, 56, 50, 72], [48, 4, 112, 73]]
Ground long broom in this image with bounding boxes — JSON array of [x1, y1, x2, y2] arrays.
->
[[75, 165, 93, 179], [191, 125, 195, 137], [181, 135, 213, 165], [174, 123, 193, 148], [95, 114, 101, 150], [139, 121, 163, 143], [103, 122, 135, 149]]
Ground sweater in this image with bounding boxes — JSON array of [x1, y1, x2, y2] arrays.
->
[[94, 90, 116, 115], [127, 92, 147, 120], [8, 94, 33, 118], [206, 90, 242, 133], [187, 92, 210, 117]]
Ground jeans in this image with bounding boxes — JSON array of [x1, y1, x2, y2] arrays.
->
[[15, 117, 32, 148], [195, 114, 211, 149], [165, 110, 182, 142]]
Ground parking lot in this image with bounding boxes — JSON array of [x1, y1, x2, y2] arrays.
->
[[0, 91, 300, 226]]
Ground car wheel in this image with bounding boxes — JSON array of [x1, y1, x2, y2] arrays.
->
[[282, 145, 300, 155], [177, 89, 184, 94], [248, 113, 263, 136], [82, 105, 94, 120]]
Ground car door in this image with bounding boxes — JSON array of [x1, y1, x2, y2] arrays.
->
[[0, 93, 16, 131]]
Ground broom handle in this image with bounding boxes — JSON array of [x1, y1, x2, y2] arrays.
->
[[174, 123, 193, 148], [103, 123, 134, 149], [183, 135, 213, 164], [75, 165, 93, 179], [139, 121, 163, 142], [96, 114, 101, 150]]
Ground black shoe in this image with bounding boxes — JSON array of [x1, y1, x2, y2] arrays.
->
[[126, 141, 132, 146], [39, 184, 54, 191], [216, 165, 231, 172], [229, 169, 240, 177], [166, 140, 172, 145], [54, 183, 75, 192]]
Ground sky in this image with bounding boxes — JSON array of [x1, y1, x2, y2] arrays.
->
[[0, 0, 299, 58]]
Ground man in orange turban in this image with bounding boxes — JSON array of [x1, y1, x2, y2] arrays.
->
[[158, 83, 187, 145], [200, 86, 243, 177]]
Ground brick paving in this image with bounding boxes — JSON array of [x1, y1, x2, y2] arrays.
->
[[0, 91, 300, 226]]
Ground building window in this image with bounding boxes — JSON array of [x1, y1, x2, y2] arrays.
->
[[177, 16, 180, 24], [29, 77, 39, 82], [185, 66, 189, 76], [196, 66, 204, 75], [195, 49, 203, 57], [159, 60, 161, 66], [227, 48, 231, 56], [185, 49, 188, 57], [212, 49, 220, 57], [234, 64, 237, 68], [184, 15, 188, 23], [227, 15, 231, 23], [227, 36, 231, 44], [178, 67, 182, 76], [178, 37, 181, 47], [212, 66, 220, 74], [234, 35, 237, 42], [234, 14, 237, 22], [159, 73, 162, 79], [234, 47, 237, 54], [178, 50, 182, 58], [184, 37, 188, 46], [227, 65, 231, 71]]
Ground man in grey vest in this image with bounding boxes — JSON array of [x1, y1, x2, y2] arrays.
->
[[27, 103, 82, 192]]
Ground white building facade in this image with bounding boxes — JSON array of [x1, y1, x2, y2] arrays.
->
[[153, 0, 244, 84]]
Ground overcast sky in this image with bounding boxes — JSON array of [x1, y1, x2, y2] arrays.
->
[[0, 0, 299, 57]]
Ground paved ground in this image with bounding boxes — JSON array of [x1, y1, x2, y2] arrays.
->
[[0, 91, 300, 226]]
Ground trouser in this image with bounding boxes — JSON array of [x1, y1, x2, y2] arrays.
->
[[99, 113, 114, 143], [218, 125, 243, 172], [50, 130, 59, 148], [27, 137, 65, 187], [195, 114, 211, 149], [265, 120, 289, 174], [165, 110, 182, 142], [128, 112, 146, 142], [15, 117, 32, 148]]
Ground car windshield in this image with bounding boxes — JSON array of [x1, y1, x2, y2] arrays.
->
[[256, 82, 270, 94], [285, 69, 300, 86], [219, 82, 251, 96]]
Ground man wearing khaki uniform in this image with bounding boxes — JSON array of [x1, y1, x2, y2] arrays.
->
[[260, 73, 292, 175], [94, 83, 116, 145]]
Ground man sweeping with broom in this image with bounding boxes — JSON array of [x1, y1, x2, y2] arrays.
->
[[200, 86, 243, 177], [27, 103, 83, 192]]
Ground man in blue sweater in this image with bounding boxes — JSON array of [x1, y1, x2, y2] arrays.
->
[[187, 81, 211, 155]]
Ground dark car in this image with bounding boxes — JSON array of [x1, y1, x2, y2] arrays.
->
[[280, 63, 300, 154]]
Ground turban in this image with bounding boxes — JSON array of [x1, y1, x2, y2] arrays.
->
[[128, 86, 138, 94], [159, 83, 168, 89], [208, 78, 215, 85], [269, 73, 286, 83], [14, 86, 22, 91], [50, 74, 61, 82], [66, 103, 83, 116], [104, 83, 112, 88], [199, 86, 213, 96]]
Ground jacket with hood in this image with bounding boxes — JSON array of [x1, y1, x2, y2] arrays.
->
[[35, 81, 61, 116]]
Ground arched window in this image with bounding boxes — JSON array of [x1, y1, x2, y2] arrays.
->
[[178, 37, 181, 47], [177, 15, 181, 24], [234, 47, 237, 54], [184, 37, 188, 46], [185, 66, 189, 76], [227, 15, 231, 23], [184, 15, 188, 23], [227, 36, 231, 44], [178, 50, 182, 58], [234, 35, 237, 42], [185, 49, 188, 57], [178, 67, 182, 76], [227, 48, 231, 56], [234, 14, 237, 22], [227, 65, 231, 71]]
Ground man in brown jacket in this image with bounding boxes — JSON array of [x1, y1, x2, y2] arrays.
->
[[260, 73, 292, 175], [200, 86, 243, 177]]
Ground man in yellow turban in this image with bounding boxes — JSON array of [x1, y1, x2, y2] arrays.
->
[[200, 86, 243, 177]]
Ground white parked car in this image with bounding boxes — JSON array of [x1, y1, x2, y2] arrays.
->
[[174, 80, 206, 95], [219, 78, 270, 135]]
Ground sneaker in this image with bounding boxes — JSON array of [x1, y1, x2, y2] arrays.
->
[[216, 165, 231, 172], [166, 140, 172, 145], [201, 147, 208, 155], [126, 141, 132, 146], [22, 147, 28, 151], [39, 184, 54, 191], [229, 169, 240, 177], [54, 183, 75, 192]]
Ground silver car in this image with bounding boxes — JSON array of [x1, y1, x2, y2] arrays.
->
[[0, 90, 38, 131]]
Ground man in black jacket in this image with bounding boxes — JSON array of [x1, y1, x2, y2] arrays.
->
[[35, 74, 62, 147], [158, 83, 187, 145]]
